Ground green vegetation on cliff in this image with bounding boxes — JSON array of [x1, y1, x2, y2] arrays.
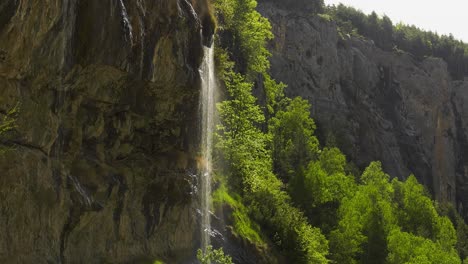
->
[[326, 4, 468, 79], [210, 0, 468, 263], [0, 104, 18, 135], [214, 0, 328, 262], [197, 246, 234, 264], [0, 103, 19, 152]]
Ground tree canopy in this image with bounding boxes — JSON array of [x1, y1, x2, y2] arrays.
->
[[326, 4, 468, 79]]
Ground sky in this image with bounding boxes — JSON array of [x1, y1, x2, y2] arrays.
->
[[324, 0, 468, 42]]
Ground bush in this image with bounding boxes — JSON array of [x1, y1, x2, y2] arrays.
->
[[197, 246, 234, 264]]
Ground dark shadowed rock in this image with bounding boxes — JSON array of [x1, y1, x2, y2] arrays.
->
[[0, 0, 214, 262]]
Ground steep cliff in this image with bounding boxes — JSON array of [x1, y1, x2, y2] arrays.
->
[[2, 0, 468, 262], [0, 0, 214, 263], [257, 1, 468, 218]]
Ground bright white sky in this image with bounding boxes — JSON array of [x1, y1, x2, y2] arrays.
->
[[324, 0, 468, 42]]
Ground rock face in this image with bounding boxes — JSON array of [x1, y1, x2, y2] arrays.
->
[[0, 0, 214, 263], [258, 1, 468, 218]]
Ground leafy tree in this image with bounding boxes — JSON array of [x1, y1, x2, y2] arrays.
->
[[435, 202, 468, 260], [197, 246, 234, 264], [269, 97, 319, 182], [330, 162, 395, 264], [214, 0, 273, 75], [216, 55, 329, 263], [212, 1, 466, 263], [392, 176, 439, 238], [262, 73, 286, 116], [380, 15, 394, 50], [330, 162, 461, 263], [456, 217, 468, 260], [387, 228, 461, 264], [366, 12, 380, 43], [325, 4, 468, 79], [214, 1, 330, 262], [392, 176, 457, 250], [290, 147, 355, 232]]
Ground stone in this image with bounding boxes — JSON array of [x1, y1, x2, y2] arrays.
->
[[0, 0, 215, 262]]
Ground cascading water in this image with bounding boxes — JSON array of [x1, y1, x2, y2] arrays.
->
[[199, 44, 217, 252]]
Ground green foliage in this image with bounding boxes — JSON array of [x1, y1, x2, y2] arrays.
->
[[213, 182, 265, 246], [330, 162, 461, 263], [387, 229, 461, 264], [456, 217, 468, 260], [212, 1, 466, 263], [392, 176, 451, 241], [269, 97, 319, 181], [214, 0, 273, 75], [216, 69, 266, 148], [290, 147, 355, 233], [317, 13, 332, 22], [248, 181, 329, 263], [435, 202, 468, 260], [330, 162, 395, 264], [214, 1, 329, 259], [213, 0, 286, 115], [215, 53, 329, 262], [262, 74, 286, 116], [0, 103, 19, 135], [325, 4, 468, 79], [197, 246, 234, 264], [310, 148, 355, 203], [0, 103, 19, 153]]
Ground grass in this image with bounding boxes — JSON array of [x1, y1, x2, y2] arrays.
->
[[212, 177, 266, 247]]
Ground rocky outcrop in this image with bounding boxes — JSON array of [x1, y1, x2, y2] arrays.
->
[[452, 81, 468, 217], [258, 1, 468, 218], [0, 0, 214, 263]]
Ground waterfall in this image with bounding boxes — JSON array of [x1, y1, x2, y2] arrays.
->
[[199, 45, 216, 251], [118, 0, 134, 45]]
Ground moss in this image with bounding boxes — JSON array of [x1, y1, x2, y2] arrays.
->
[[201, 0, 217, 46], [0, 103, 19, 134], [317, 13, 332, 22], [0, 103, 19, 154], [212, 179, 265, 246], [207, 3, 218, 31]]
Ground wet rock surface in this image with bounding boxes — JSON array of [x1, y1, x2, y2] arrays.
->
[[0, 0, 214, 262], [258, 1, 468, 218]]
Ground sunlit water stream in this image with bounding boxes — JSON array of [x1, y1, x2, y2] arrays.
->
[[199, 44, 217, 252]]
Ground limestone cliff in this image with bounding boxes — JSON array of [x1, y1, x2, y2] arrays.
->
[[258, 1, 468, 218], [0, 0, 214, 263]]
